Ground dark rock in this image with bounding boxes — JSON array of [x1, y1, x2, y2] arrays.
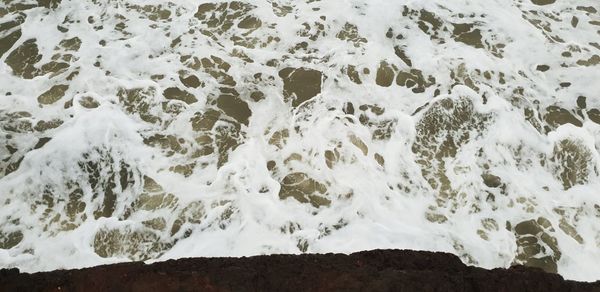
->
[[1, 250, 598, 292]]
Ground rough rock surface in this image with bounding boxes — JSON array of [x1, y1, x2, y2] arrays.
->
[[1, 249, 598, 292]]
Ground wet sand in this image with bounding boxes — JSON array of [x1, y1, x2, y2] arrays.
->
[[1, 249, 599, 292]]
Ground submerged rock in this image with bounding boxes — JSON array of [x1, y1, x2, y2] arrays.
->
[[531, 0, 556, 5], [550, 139, 596, 190], [279, 67, 322, 108], [5, 39, 42, 79], [93, 226, 171, 261], [163, 87, 197, 104], [279, 172, 330, 208], [513, 218, 561, 273], [375, 61, 395, 87], [37, 84, 68, 105]]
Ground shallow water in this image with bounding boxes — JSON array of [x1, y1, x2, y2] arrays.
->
[[1, 0, 600, 281]]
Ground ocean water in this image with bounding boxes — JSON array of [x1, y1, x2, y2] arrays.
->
[[1, 0, 600, 281]]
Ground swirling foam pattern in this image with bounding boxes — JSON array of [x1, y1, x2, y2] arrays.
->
[[1, 0, 599, 281]]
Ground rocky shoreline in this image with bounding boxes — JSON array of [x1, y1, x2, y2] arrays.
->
[[1, 249, 599, 291]]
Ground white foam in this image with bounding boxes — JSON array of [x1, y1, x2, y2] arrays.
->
[[1, 0, 599, 281]]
